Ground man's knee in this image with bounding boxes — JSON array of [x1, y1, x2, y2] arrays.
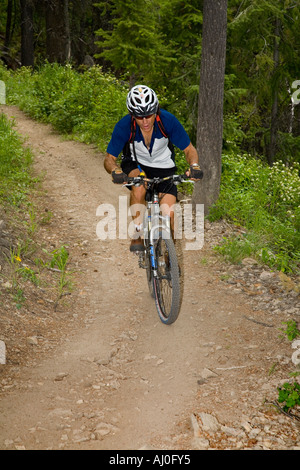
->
[[131, 185, 146, 203]]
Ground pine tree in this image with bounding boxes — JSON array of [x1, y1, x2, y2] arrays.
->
[[158, 0, 203, 137], [227, 0, 300, 163], [94, 0, 172, 87]]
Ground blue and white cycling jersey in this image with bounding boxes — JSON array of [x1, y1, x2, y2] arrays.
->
[[106, 109, 190, 169]]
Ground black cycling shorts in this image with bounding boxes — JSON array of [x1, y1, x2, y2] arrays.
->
[[121, 158, 177, 197]]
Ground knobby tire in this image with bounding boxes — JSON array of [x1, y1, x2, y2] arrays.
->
[[152, 232, 181, 325]]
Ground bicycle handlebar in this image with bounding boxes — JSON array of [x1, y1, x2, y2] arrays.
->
[[123, 174, 193, 187]]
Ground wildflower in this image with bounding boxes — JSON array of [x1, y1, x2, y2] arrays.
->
[[14, 256, 21, 262]]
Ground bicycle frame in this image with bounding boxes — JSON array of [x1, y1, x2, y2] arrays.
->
[[142, 184, 172, 278]]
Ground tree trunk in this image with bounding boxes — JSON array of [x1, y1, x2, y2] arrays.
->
[[129, 74, 136, 89], [4, 0, 13, 50], [20, 0, 35, 67], [192, 0, 228, 214], [70, 0, 87, 65], [268, 16, 280, 166], [45, 0, 71, 63]]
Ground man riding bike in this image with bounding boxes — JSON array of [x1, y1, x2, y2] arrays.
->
[[104, 85, 203, 252]]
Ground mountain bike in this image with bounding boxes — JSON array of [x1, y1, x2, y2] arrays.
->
[[124, 174, 191, 325]]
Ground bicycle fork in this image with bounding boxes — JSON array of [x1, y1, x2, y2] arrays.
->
[[138, 199, 171, 278], [138, 199, 158, 274]]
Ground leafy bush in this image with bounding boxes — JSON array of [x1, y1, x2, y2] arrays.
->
[[1, 63, 128, 151], [1, 62, 191, 185], [277, 382, 300, 413], [210, 153, 300, 273]]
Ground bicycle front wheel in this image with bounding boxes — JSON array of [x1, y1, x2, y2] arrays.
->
[[153, 233, 181, 325]]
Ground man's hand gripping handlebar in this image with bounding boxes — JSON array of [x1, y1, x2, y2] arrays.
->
[[111, 168, 128, 184]]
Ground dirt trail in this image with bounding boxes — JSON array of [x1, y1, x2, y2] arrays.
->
[[0, 106, 299, 451]]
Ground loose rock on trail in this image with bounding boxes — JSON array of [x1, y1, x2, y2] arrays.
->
[[0, 106, 299, 450]]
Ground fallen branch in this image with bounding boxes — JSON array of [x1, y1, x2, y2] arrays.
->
[[265, 400, 300, 422], [244, 315, 274, 328]]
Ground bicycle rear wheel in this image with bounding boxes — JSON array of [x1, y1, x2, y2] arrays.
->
[[153, 233, 181, 325]]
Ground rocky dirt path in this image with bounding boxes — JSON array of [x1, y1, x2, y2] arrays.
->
[[0, 106, 299, 450]]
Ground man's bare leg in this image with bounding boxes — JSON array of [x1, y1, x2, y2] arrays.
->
[[128, 169, 146, 251]]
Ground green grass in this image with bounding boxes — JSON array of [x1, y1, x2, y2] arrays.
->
[[0, 112, 35, 206], [0, 111, 74, 308]]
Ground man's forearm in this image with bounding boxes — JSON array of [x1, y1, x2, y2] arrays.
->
[[184, 143, 199, 166], [104, 153, 119, 174]]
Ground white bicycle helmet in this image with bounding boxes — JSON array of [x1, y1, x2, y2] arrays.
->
[[126, 85, 159, 117]]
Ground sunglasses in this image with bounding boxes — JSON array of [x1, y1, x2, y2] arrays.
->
[[135, 114, 154, 120]]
